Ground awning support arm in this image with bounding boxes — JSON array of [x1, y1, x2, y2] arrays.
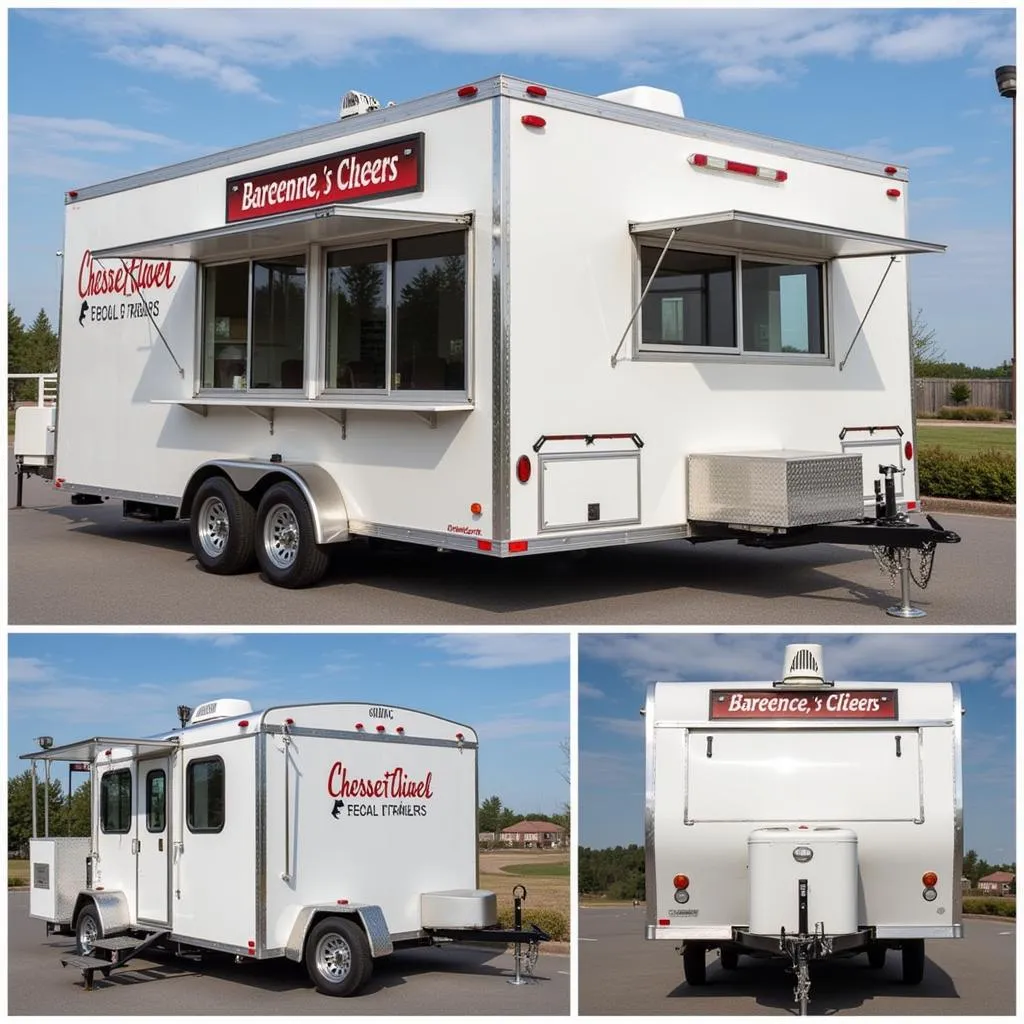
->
[[838, 255, 896, 372], [97, 257, 186, 378], [610, 227, 677, 368]]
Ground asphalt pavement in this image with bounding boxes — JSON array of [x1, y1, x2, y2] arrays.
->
[[7, 892, 568, 1015], [7, 455, 1015, 625], [579, 906, 1015, 1015]]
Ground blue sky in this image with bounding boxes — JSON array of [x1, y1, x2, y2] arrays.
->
[[7, 632, 570, 815], [6, 4, 1016, 367], [579, 633, 1016, 863]]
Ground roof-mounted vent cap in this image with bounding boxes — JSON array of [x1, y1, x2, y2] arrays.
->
[[339, 90, 394, 119], [188, 698, 254, 726], [597, 86, 684, 118], [778, 644, 828, 687]]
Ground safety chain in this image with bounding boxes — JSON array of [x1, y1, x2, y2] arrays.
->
[[522, 938, 540, 976], [871, 541, 937, 589]]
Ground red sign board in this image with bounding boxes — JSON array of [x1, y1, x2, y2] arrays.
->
[[226, 133, 424, 223], [709, 689, 898, 720]]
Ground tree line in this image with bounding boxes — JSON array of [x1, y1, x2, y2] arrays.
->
[[578, 844, 1014, 899], [478, 794, 569, 843], [8, 305, 59, 406], [912, 309, 1011, 379], [8, 770, 91, 855]]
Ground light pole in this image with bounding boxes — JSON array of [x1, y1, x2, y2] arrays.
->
[[995, 65, 1016, 421]]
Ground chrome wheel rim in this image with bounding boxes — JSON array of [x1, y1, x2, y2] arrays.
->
[[315, 933, 352, 982], [264, 503, 299, 569], [198, 496, 230, 558], [79, 915, 98, 955]]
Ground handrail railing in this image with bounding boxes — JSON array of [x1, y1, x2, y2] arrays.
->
[[8, 373, 58, 407]]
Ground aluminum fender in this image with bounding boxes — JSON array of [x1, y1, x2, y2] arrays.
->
[[285, 903, 394, 962], [185, 460, 349, 545], [75, 890, 131, 936]]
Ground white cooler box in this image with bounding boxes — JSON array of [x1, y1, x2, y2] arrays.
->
[[420, 889, 498, 929], [748, 827, 858, 936]]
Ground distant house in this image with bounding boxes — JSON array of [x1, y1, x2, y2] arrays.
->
[[500, 820, 567, 848], [478, 831, 498, 844], [977, 871, 1015, 895]]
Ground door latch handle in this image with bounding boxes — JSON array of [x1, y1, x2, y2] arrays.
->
[[158, 838, 164, 852], [131, 838, 141, 854]]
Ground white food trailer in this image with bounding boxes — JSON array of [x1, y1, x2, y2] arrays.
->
[[644, 644, 963, 1013], [22, 699, 549, 995], [24, 75, 961, 600]]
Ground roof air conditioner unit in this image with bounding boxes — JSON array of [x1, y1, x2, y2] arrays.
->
[[339, 90, 381, 119], [776, 644, 830, 687]]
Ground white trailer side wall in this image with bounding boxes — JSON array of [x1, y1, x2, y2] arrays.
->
[[647, 682, 959, 940], [260, 705, 478, 948], [57, 100, 495, 536], [506, 99, 917, 541]]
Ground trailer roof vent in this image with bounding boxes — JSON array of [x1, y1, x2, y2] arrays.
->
[[188, 698, 254, 726], [777, 644, 830, 687], [339, 90, 395, 119], [597, 86, 684, 118]]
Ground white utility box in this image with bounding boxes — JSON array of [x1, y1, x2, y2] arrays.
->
[[748, 826, 859, 936], [13, 405, 56, 465], [28, 837, 90, 924], [420, 889, 498, 929]]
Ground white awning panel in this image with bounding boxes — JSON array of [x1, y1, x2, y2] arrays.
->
[[92, 205, 473, 262], [20, 736, 179, 763], [630, 210, 946, 260]]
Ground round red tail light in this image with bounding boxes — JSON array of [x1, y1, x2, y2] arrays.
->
[[673, 874, 690, 890], [516, 455, 532, 483], [922, 871, 938, 887]]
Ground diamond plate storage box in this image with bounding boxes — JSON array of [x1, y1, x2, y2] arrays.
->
[[687, 450, 863, 528], [29, 837, 90, 924]]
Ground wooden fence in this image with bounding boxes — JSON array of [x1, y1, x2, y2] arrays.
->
[[915, 378, 1012, 415]]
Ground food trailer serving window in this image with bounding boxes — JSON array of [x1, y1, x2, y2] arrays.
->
[[631, 210, 945, 360], [92, 205, 472, 399]]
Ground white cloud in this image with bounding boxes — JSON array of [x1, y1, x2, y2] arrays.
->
[[588, 715, 645, 739], [8, 657, 55, 683], [579, 682, 605, 700], [420, 634, 569, 669], [174, 634, 245, 648], [22, 8, 1013, 95]]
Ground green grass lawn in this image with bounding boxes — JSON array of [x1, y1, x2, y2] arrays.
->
[[499, 861, 570, 877], [8, 859, 29, 885], [916, 424, 1016, 456]]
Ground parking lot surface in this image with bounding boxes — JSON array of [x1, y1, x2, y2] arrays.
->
[[8, 458, 1014, 625], [579, 906, 1015, 1015], [8, 892, 568, 1016]]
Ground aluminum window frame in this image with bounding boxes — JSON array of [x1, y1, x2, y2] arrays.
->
[[145, 768, 167, 834], [99, 767, 133, 835], [186, 755, 226, 835], [198, 252, 308, 393], [321, 227, 473, 401], [632, 236, 833, 365]]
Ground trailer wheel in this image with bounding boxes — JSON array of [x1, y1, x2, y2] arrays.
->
[[900, 939, 925, 985], [719, 946, 739, 970], [866, 943, 887, 969], [255, 482, 329, 589], [75, 905, 102, 956], [190, 477, 256, 575], [682, 942, 708, 986], [305, 917, 371, 997]]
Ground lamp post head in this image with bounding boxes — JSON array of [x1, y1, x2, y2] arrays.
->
[[995, 65, 1016, 99], [35, 736, 54, 750]]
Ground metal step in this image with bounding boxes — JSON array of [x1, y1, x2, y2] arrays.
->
[[60, 954, 111, 971], [93, 936, 143, 951]]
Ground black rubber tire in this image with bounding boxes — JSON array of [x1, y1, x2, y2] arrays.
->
[[255, 481, 329, 589], [867, 943, 887, 969], [189, 476, 256, 575], [305, 917, 372, 997], [719, 946, 739, 970], [901, 939, 925, 985], [75, 905, 103, 956], [682, 942, 708, 986]]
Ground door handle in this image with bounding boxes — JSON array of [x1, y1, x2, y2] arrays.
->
[[158, 838, 164, 852], [131, 838, 141, 854]]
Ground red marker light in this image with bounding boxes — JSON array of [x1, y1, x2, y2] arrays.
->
[[376, 725, 386, 733], [470, 502, 482, 515], [516, 455, 532, 483], [67, 190, 78, 198], [521, 114, 546, 128], [355, 723, 364, 730], [238, 720, 249, 728], [658, 918, 670, 926], [673, 874, 690, 890], [337, 899, 349, 905], [508, 540, 529, 553], [477, 539, 493, 551], [285, 717, 294, 725], [922, 871, 938, 887], [457, 85, 478, 98], [884, 165, 898, 175], [526, 84, 548, 98], [887, 188, 901, 198], [396, 726, 405, 735], [905, 441, 914, 461], [456, 732, 464, 741]]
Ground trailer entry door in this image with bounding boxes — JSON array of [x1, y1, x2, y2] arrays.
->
[[136, 756, 171, 924], [685, 728, 922, 823]]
